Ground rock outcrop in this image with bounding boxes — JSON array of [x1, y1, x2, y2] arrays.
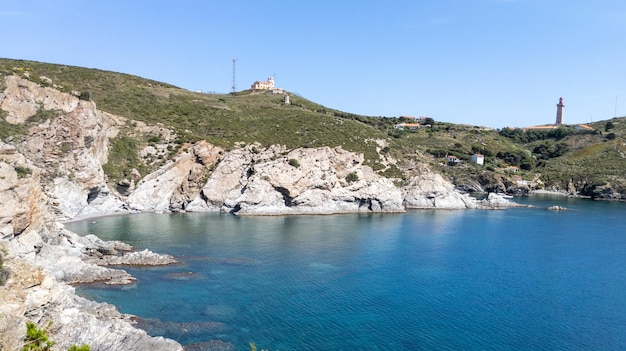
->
[[1, 75, 125, 220], [0, 257, 181, 351], [403, 172, 479, 209], [187, 144, 406, 215], [0, 137, 182, 350], [127, 141, 223, 213]]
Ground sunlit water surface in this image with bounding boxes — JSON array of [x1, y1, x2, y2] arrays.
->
[[66, 196, 626, 350]]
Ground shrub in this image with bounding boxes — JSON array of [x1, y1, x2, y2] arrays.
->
[[520, 163, 533, 171], [288, 158, 300, 168], [15, 165, 32, 178], [102, 135, 148, 184], [346, 172, 359, 183], [60, 142, 73, 154], [21, 323, 90, 351], [147, 135, 161, 143], [0, 252, 9, 286], [22, 322, 54, 351], [78, 91, 91, 101]]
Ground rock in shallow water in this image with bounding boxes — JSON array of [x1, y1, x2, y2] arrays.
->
[[183, 340, 235, 351]]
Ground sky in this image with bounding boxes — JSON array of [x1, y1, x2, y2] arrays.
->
[[1, 0, 625, 128]]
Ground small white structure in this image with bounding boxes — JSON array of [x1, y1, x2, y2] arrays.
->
[[445, 155, 460, 165], [394, 123, 422, 130], [471, 154, 484, 165]]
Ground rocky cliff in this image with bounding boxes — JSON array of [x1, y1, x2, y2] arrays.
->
[[0, 139, 181, 350], [0, 76, 184, 350], [0, 74, 516, 349], [1, 75, 511, 220]]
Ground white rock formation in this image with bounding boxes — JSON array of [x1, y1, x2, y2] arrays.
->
[[1, 75, 126, 220], [0, 139, 182, 350], [127, 141, 222, 212], [187, 144, 406, 215], [403, 172, 480, 209], [0, 257, 182, 351], [0, 75, 79, 124]]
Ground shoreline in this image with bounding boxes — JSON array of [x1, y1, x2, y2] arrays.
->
[[529, 189, 570, 197], [61, 209, 133, 224], [60, 192, 524, 224]]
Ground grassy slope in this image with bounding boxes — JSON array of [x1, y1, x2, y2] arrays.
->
[[0, 58, 389, 164], [1, 58, 625, 193]]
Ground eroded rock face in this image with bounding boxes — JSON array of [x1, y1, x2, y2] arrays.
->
[[0, 148, 46, 238], [0, 257, 182, 351], [403, 172, 479, 209], [0, 75, 79, 124], [186, 144, 406, 215], [127, 141, 223, 213], [0, 140, 181, 350], [1, 75, 125, 220]]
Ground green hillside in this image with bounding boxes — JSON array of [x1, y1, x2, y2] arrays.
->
[[1, 58, 625, 197]]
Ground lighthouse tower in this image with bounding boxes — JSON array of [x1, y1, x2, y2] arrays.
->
[[555, 96, 565, 125]]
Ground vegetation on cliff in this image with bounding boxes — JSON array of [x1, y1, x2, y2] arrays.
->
[[0, 250, 9, 286], [22, 322, 90, 351], [1, 58, 625, 198]]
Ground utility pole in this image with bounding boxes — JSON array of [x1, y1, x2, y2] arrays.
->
[[231, 58, 237, 94]]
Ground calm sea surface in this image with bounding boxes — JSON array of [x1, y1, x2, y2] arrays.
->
[[66, 196, 626, 350]]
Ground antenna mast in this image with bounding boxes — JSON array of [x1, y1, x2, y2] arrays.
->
[[231, 58, 237, 93]]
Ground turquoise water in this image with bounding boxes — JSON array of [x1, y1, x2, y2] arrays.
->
[[66, 196, 626, 350]]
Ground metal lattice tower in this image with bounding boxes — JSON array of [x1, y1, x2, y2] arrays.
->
[[231, 58, 236, 93]]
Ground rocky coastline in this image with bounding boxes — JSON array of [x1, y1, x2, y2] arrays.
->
[[0, 74, 522, 350]]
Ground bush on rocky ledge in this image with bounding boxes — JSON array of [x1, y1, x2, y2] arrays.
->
[[21, 322, 90, 351], [0, 251, 9, 286]]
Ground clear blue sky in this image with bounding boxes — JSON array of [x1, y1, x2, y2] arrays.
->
[[1, 0, 625, 128]]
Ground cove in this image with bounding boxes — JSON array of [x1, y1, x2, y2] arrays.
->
[[66, 196, 626, 350]]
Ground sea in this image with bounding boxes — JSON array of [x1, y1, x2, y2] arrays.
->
[[65, 195, 626, 351]]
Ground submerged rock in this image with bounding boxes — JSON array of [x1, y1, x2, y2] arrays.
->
[[548, 205, 568, 211], [183, 340, 235, 351], [479, 193, 523, 208]]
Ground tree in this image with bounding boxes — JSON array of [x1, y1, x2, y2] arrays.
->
[[422, 117, 435, 125], [21, 323, 90, 351], [78, 91, 91, 101], [22, 322, 54, 351], [605, 121, 615, 132]]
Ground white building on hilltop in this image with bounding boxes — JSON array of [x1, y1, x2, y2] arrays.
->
[[471, 154, 484, 165], [251, 77, 275, 90]]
